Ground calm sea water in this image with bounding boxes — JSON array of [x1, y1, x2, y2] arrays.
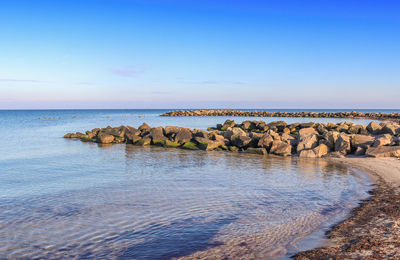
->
[[0, 109, 382, 259]]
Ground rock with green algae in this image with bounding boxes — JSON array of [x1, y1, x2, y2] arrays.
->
[[164, 140, 180, 148], [182, 141, 200, 150]]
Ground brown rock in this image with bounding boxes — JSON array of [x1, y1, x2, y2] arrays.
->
[[258, 134, 274, 150], [373, 134, 393, 147], [367, 122, 382, 134], [138, 123, 151, 132], [246, 147, 267, 155], [174, 128, 193, 143], [335, 134, 351, 154], [366, 146, 400, 157], [270, 141, 292, 156], [97, 134, 114, 144], [297, 134, 318, 152], [313, 144, 329, 157], [351, 134, 374, 149]]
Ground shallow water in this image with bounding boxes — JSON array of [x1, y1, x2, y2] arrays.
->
[[0, 109, 377, 259]]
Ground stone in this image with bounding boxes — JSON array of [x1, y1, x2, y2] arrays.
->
[[221, 120, 236, 131], [182, 141, 200, 150], [298, 149, 317, 158], [192, 129, 208, 138], [97, 134, 114, 144], [138, 123, 151, 132], [125, 127, 140, 143], [322, 131, 339, 149], [257, 134, 274, 150], [281, 133, 298, 146], [367, 122, 382, 135], [174, 128, 193, 143], [373, 134, 393, 147], [231, 134, 252, 148], [135, 137, 151, 146], [351, 134, 374, 149], [381, 123, 399, 135], [354, 146, 366, 156], [322, 152, 345, 158], [270, 141, 292, 156], [164, 140, 180, 148], [232, 127, 246, 136], [149, 127, 167, 145], [246, 147, 267, 155], [335, 134, 351, 154], [165, 126, 183, 136], [228, 145, 240, 152], [194, 137, 223, 151], [366, 146, 400, 157], [297, 134, 318, 152], [313, 144, 329, 157], [109, 126, 126, 138], [299, 127, 318, 137], [221, 130, 234, 140]]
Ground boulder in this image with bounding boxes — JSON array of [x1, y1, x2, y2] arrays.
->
[[221, 130, 234, 140], [232, 127, 246, 136], [138, 123, 151, 132], [194, 137, 223, 151], [322, 152, 345, 158], [313, 144, 329, 157], [246, 147, 267, 155], [192, 129, 208, 138], [125, 127, 141, 143], [97, 134, 114, 144], [381, 123, 399, 135], [298, 149, 317, 158], [322, 131, 339, 149], [299, 127, 318, 137], [366, 146, 400, 158], [351, 134, 374, 149], [182, 141, 200, 150], [281, 133, 298, 146], [174, 128, 193, 143], [270, 141, 292, 156], [109, 126, 126, 138], [257, 134, 274, 150], [231, 134, 252, 148], [165, 126, 183, 136], [367, 122, 382, 135], [221, 120, 236, 131], [373, 134, 393, 147], [149, 127, 167, 140], [335, 134, 351, 154], [354, 147, 366, 156], [297, 134, 318, 152], [135, 137, 151, 146]]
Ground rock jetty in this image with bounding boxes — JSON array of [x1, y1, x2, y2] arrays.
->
[[64, 120, 400, 158], [161, 110, 400, 122]]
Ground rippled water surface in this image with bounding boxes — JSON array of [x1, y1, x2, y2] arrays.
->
[[0, 109, 377, 259]]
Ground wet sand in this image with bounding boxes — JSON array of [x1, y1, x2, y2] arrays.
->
[[295, 157, 400, 259]]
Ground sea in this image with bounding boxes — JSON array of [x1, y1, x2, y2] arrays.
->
[[1, 109, 396, 259]]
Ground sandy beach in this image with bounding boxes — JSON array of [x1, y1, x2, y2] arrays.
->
[[295, 157, 400, 259]]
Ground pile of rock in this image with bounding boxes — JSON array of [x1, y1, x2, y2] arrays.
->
[[161, 110, 400, 122], [64, 120, 400, 158]]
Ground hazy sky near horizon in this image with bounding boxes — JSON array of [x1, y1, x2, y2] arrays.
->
[[0, 0, 399, 109]]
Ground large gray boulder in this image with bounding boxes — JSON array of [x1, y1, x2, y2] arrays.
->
[[231, 134, 252, 148]]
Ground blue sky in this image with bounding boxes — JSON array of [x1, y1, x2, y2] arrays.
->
[[0, 0, 399, 109]]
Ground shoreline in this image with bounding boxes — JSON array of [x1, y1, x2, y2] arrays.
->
[[295, 157, 400, 259]]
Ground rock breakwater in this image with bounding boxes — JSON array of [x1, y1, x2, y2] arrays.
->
[[161, 110, 400, 122], [64, 120, 400, 158]]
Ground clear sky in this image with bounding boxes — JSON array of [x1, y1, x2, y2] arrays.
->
[[0, 0, 399, 109]]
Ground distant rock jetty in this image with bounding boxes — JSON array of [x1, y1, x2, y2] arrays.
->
[[64, 120, 400, 158], [161, 110, 400, 121]]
